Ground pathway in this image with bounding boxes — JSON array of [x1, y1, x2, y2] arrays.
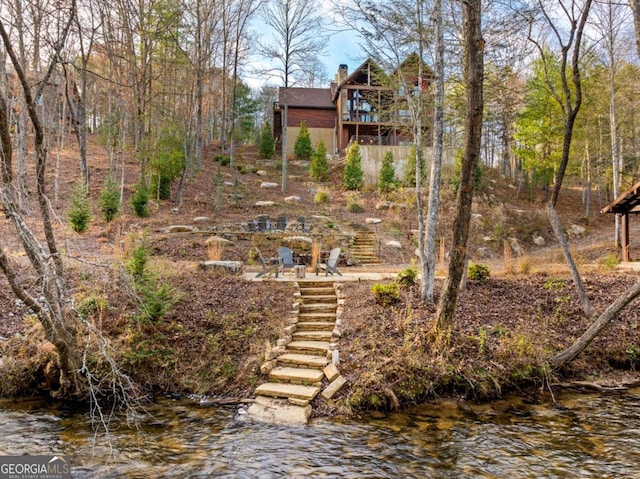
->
[[247, 280, 347, 424]]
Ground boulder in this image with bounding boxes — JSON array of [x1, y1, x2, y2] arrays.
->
[[254, 200, 275, 207], [194, 216, 210, 223], [256, 170, 268, 176], [260, 181, 278, 189], [198, 260, 243, 274], [570, 224, 586, 237], [477, 247, 494, 259], [365, 217, 382, 224], [285, 195, 302, 203], [386, 240, 402, 249], [533, 235, 545, 246], [166, 225, 197, 233]]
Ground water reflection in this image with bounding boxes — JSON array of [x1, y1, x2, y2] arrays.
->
[[1, 389, 640, 478]]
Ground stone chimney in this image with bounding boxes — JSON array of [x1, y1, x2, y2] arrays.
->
[[337, 64, 348, 83]]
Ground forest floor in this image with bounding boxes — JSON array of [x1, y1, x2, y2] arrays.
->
[[1, 133, 639, 413]]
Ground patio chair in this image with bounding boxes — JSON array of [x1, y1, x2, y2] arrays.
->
[[256, 215, 271, 232], [295, 216, 311, 233], [277, 246, 298, 275], [254, 247, 277, 278], [317, 247, 342, 276], [275, 215, 287, 231]]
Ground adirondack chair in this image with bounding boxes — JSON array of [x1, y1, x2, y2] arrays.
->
[[317, 247, 342, 276], [256, 215, 271, 232], [275, 215, 287, 231], [254, 247, 277, 278], [277, 246, 297, 274]]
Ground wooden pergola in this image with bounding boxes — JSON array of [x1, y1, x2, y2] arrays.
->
[[601, 179, 640, 262]]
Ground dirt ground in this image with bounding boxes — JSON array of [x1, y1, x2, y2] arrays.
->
[[1, 133, 639, 406]]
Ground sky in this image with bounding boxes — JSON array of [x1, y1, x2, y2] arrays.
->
[[244, 17, 366, 90]]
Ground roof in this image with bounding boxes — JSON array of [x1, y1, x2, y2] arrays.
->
[[602, 179, 640, 214], [278, 87, 334, 109], [332, 58, 388, 102]]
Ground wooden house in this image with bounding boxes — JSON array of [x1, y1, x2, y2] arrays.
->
[[602, 179, 640, 262], [273, 57, 432, 158]]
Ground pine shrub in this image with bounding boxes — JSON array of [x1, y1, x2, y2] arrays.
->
[[294, 122, 313, 160], [131, 181, 150, 218], [378, 150, 397, 193], [258, 122, 275, 159], [68, 182, 91, 233], [310, 140, 329, 182], [371, 282, 400, 306], [99, 176, 120, 223], [343, 143, 364, 191]]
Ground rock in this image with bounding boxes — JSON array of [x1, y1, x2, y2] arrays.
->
[[288, 397, 310, 407], [171, 207, 180, 214], [223, 181, 235, 187], [508, 184, 517, 190], [260, 361, 274, 375], [205, 236, 234, 246], [533, 235, 545, 246], [246, 396, 312, 425], [570, 224, 586, 237], [256, 170, 268, 176], [264, 350, 276, 361], [386, 240, 402, 249], [365, 217, 382, 224], [482, 236, 493, 243], [229, 193, 244, 200], [194, 216, 210, 223], [375, 200, 393, 210], [321, 375, 347, 400], [166, 225, 197, 233], [472, 213, 482, 221], [285, 195, 301, 203], [283, 236, 313, 244], [415, 248, 421, 257], [477, 247, 493, 259], [198, 261, 243, 274], [254, 201, 275, 207], [260, 181, 278, 189], [324, 363, 340, 382], [331, 327, 341, 339]]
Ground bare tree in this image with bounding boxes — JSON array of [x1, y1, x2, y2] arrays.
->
[[524, 0, 595, 318], [0, 5, 139, 418], [258, 0, 327, 194], [432, 0, 484, 345]]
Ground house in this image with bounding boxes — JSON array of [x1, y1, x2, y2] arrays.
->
[[273, 57, 432, 160]]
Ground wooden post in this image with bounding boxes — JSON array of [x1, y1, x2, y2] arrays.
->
[[622, 213, 630, 262]]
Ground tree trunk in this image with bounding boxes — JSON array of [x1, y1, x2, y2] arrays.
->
[[629, 0, 640, 59], [420, 0, 444, 302], [432, 0, 483, 346]]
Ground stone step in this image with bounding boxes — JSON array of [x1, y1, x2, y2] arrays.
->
[[254, 382, 321, 401], [278, 353, 328, 369], [299, 303, 337, 313], [298, 312, 338, 322], [287, 340, 331, 354], [300, 295, 337, 304], [293, 330, 332, 342], [298, 287, 335, 295], [269, 366, 324, 385], [295, 321, 335, 332]]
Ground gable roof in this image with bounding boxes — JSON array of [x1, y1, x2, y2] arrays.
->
[[279, 87, 334, 109], [602, 179, 640, 214], [332, 58, 388, 102]]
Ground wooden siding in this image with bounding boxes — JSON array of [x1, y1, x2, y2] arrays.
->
[[287, 107, 336, 129]]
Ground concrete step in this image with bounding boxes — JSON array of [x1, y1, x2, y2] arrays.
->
[[269, 366, 324, 385], [287, 340, 331, 354], [295, 321, 335, 332], [254, 382, 320, 401], [298, 312, 338, 322], [278, 353, 328, 369], [293, 330, 332, 342]]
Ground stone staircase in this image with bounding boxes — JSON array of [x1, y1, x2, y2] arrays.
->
[[249, 281, 346, 423], [349, 225, 380, 265]]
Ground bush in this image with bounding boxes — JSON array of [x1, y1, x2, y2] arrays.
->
[[149, 124, 185, 200], [99, 176, 120, 223], [68, 182, 91, 233], [371, 282, 400, 306], [214, 155, 231, 167], [310, 140, 329, 182], [378, 151, 397, 193], [346, 192, 364, 212], [396, 264, 418, 287], [258, 122, 275, 159], [294, 121, 313, 160], [314, 190, 330, 204], [131, 181, 150, 217], [343, 143, 364, 190], [468, 262, 490, 281]]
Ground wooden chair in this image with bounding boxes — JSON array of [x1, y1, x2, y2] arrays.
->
[[277, 246, 298, 275], [254, 247, 277, 278], [316, 247, 342, 276]]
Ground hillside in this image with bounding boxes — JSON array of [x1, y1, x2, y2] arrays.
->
[[0, 134, 639, 410]]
